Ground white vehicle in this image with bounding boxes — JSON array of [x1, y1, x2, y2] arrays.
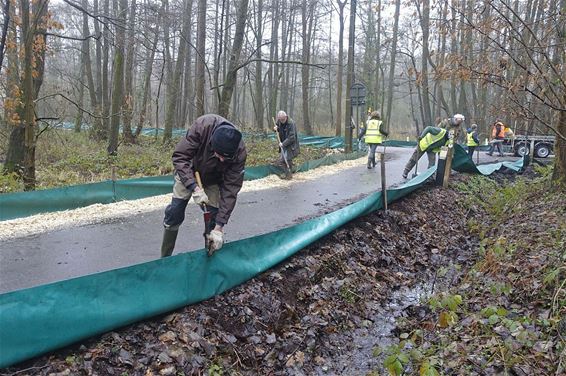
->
[[503, 135, 555, 158]]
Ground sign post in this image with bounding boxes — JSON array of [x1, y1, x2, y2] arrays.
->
[[349, 83, 367, 149]]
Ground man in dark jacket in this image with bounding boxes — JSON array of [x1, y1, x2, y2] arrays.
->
[[160, 114, 247, 257], [274, 110, 300, 179]]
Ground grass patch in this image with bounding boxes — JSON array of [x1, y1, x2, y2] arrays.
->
[[1, 130, 330, 193]]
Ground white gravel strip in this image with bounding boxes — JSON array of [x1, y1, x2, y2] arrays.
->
[[0, 157, 366, 241]]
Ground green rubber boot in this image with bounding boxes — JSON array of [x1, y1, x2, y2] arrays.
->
[[160, 228, 179, 258]]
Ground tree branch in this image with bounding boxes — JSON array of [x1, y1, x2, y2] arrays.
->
[[35, 93, 111, 119], [40, 31, 102, 41]]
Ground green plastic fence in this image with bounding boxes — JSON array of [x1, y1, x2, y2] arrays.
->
[[0, 168, 433, 369], [0, 151, 365, 221], [0, 151, 524, 368]]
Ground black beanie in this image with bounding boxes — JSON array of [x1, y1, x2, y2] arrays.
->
[[211, 124, 242, 158]]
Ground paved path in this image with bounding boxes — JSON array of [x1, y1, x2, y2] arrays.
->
[[0, 147, 521, 293]]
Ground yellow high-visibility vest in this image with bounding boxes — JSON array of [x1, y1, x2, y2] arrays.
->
[[419, 128, 447, 152], [364, 120, 384, 144], [467, 131, 479, 147]]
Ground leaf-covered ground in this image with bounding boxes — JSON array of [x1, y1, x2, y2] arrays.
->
[[2, 167, 564, 375]]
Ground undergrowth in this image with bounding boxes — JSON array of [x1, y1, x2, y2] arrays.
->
[[382, 167, 566, 375], [0, 130, 329, 193]]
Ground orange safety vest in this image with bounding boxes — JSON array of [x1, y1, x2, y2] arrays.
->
[[492, 123, 506, 139]]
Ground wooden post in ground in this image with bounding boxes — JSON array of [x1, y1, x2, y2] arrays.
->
[[442, 147, 455, 187], [379, 152, 387, 212], [435, 147, 448, 186]]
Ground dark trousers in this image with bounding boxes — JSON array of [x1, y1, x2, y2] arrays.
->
[[367, 143, 381, 167], [403, 147, 436, 176], [468, 146, 476, 158], [276, 152, 294, 175], [487, 141, 503, 156]]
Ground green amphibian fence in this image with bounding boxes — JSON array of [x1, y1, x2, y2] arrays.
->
[[0, 148, 524, 368]]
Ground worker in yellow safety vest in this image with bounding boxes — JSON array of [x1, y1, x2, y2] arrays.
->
[[466, 123, 480, 158], [402, 114, 465, 178], [358, 111, 388, 169]]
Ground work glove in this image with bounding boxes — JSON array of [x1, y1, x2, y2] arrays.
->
[[192, 186, 209, 205], [207, 229, 224, 255]]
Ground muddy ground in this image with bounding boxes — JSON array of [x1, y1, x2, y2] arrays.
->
[[2, 170, 563, 376]]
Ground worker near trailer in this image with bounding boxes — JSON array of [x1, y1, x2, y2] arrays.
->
[[273, 110, 300, 179], [487, 120, 506, 157], [402, 114, 465, 179], [358, 110, 388, 169], [466, 123, 480, 158], [160, 114, 247, 258]]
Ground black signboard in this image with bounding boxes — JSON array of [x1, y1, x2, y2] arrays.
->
[[350, 83, 366, 105]]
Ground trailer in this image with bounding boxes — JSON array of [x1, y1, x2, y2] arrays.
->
[[502, 135, 555, 158]]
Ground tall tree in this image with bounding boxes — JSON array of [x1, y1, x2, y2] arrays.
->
[[384, 0, 400, 133], [4, 0, 49, 189], [417, 0, 432, 126], [122, 0, 137, 144], [107, 0, 127, 154], [218, 0, 250, 117], [300, 0, 316, 135], [334, 0, 346, 136], [163, 0, 190, 142], [344, 0, 356, 152], [253, 0, 264, 131], [195, 0, 207, 116], [81, 0, 104, 137]]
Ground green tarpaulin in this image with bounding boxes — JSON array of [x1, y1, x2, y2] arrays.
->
[[0, 151, 524, 368], [0, 151, 365, 221]]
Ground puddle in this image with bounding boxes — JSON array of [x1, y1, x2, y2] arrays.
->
[[315, 282, 433, 375]]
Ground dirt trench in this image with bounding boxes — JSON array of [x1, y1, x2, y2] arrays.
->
[[2, 177, 480, 376]]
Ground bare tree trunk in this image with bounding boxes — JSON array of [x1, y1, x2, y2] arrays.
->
[[384, 0, 400, 133], [344, 0, 356, 152], [211, 0, 221, 109], [122, 0, 136, 144], [135, 10, 160, 136], [552, 0, 566, 185], [181, 0, 194, 127], [20, 0, 37, 189], [15, 0, 48, 189], [101, 0, 110, 139], [267, 0, 280, 124], [300, 0, 315, 135], [195, 0, 207, 116], [218, 0, 250, 117], [74, 63, 85, 132], [335, 0, 346, 136], [4, 2, 23, 174], [163, 0, 189, 141], [94, 0, 102, 104], [419, 0, 432, 126], [254, 0, 264, 131], [107, 0, 127, 155], [80, 0, 104, 138]]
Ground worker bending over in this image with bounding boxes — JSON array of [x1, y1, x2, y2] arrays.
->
[[160, 114, 247, 257]]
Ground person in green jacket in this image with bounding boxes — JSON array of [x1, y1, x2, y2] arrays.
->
[[358, 110, 388, 169], [402, 114, 465, 179]]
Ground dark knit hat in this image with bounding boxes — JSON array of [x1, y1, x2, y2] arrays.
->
[[211, 124, 242, 158]]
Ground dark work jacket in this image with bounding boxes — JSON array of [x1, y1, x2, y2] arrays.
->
[[172, 114, 247, 225], [276, 117, 300, 159]]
